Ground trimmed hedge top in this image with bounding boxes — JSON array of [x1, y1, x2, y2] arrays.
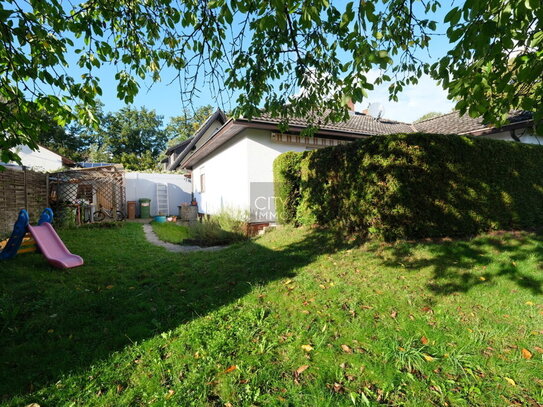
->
[[274, 133, 543, 240]]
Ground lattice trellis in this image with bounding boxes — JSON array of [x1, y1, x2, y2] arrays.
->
[[48, 165, 126, 224]]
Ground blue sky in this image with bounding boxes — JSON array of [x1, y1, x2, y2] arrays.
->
[[77, 3, 457, 124]]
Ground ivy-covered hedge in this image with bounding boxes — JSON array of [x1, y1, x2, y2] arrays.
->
[[273, 151, 304, 224], [275, 133, 543, 240]]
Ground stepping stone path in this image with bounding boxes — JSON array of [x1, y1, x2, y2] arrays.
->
[[142, 224, 227, 253]]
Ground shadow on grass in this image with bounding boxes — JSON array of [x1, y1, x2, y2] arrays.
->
[[0, 223, 350, 400], [378, 231, 543, 295]]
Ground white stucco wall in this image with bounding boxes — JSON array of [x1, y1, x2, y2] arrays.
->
[[125, 172, 192, 216], [246, 130, 310, 222], [191, 129, 310, 221], [11, 145, 64, 172], [192, 135, 251, 215]]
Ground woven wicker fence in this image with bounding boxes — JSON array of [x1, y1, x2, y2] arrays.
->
[[0, 167, 48, 237]]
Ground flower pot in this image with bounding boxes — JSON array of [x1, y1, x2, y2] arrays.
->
[[154, 215, 167, 223]]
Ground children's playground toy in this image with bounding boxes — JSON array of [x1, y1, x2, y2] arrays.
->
[[0, 208, 84, 269]]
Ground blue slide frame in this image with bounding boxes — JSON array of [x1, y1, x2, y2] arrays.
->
[[0, 209, 30, 260]]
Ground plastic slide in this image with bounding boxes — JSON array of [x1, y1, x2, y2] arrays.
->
[[28, 222, 84, 269], [0, 210, 30, 260]]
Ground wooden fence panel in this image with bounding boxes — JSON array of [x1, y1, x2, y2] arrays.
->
[[0, 167, 48, 237]]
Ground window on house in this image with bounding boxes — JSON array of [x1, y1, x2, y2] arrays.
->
[[200, 173, 206, 193]]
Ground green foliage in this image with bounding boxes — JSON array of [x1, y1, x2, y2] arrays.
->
[[151, 209, 248, 246], [2, 0, 541, 165], [279, 134, 543, 240], [2, 224, 543, 405], [102, 106, 167, 170], [212, 207, 250, 235], [86, 143, 111, 163], [187, 221, 247, 247], [165, 105, 215, 146], [186, 209, 249, 246], [414, 112, 445, 123], [273, 152, 304, 225], [435, 0, 543, 133]]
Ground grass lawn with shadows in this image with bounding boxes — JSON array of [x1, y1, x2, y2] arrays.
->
[[1, 223, 542, 406]]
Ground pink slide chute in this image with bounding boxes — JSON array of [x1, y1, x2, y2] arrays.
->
[[28, 223, 84, 269]]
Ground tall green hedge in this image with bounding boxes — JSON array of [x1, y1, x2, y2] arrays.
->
[[274, 133, 543, 240], [273, 151, 304, 224]]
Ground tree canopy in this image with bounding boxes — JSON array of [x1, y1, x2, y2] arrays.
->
[[101, 106, 167, 170], [1, 0, 541, 163], [165, 105, 215, 147]]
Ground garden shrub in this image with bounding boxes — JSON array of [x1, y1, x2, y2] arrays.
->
[[276, 133, 543, 241], [273, 151, 305, 224], [186, 209, 249, 246], [186, 221, 247, 246]]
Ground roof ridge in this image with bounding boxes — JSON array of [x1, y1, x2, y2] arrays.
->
[[414, 111, 457, 125]]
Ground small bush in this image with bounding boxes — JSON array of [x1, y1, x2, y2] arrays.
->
[[275, 133, 543, 241], [213, 207, 249, 235], [273, 151, 305, 224], [186, 221, 246, 246], [185, 209, 249, 246]]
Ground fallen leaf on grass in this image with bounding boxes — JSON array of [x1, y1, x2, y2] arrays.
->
[[525, 301, 534, 306], [420, 336, 429, 345], [504, 377, 516, 386], [223, 365, 237, 373], [327, 382, 345, 393], [106, 285, 114, 289], [421, 306, 433, 313], [521, 348, 533, 360], [390, 310, 398, 319], [301, 344, 314, 352], [423, 354, 435, 362], [341, 344, 353, 353], [534, 346, 543, 354], [165, 389, 175, 399], [296, 365, 309, 375]]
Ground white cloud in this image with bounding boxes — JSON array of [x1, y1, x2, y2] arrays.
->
[[356, 73, 455, 123]]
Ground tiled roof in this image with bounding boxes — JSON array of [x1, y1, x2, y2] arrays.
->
[[166, 109, 227, 171], [179, 108, 535, 169], [414, 110, 532, 134], [246, 111, 416, 135], [165, 138, 191, 155]]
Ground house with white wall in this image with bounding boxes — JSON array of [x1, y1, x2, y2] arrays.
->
[[168, 107, 538, 227], [2, 144, 75, 172]]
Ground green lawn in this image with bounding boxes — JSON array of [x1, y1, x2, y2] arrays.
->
[[151, 221, 191, 244], [1, 223, 542, 406]]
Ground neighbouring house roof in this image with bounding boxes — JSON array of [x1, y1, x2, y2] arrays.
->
[[414, 110, 533, 135], [181, 111, 414, 168], [36, 144, 76, 166], [180, 108, 535, 169], [166, 109, 227, 171], [248, 111, 416, 136], [165, 136, 192, 155]]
